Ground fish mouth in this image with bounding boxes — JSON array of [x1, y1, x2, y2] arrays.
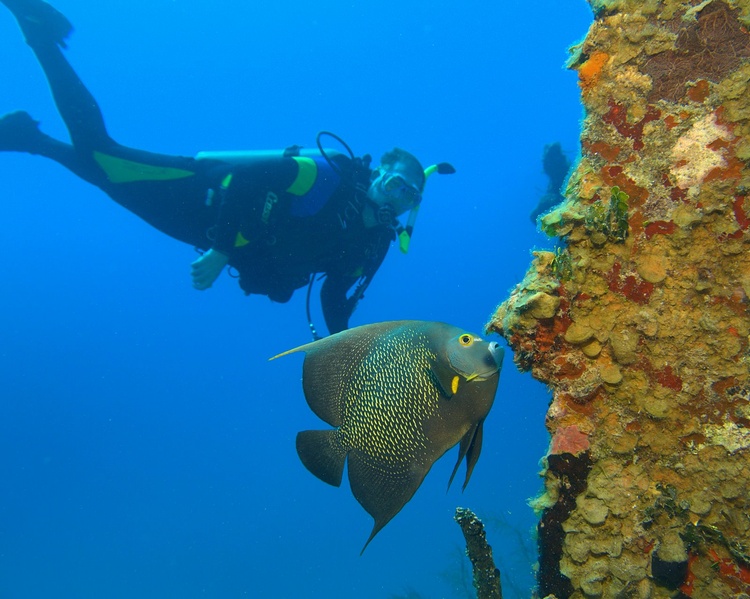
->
[[464, 341, 505, 381], [463, 371, 496, 382], [463, 342, 504, 381], [489, 342, 504, 367]]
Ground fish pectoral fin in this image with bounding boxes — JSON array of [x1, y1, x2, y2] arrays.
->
[[348, 448, 429, 554], [296, 429, 347, 487], [427, 366, 455, 399]]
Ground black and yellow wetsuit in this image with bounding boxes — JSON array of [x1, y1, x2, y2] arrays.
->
[[87, 146, 392, 334], [0, 0, 393, 334], [207, 152, 394, 333]]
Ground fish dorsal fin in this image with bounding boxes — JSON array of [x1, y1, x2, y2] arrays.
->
[[271, 322, 413, 426]]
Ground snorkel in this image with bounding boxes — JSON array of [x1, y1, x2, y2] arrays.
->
[[314, 130, 455, 253], [396, 161, 456, 253]]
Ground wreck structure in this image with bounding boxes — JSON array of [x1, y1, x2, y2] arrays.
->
[[488, 0, 750, 596]]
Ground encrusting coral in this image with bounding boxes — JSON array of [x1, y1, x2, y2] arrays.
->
[[487, 0, 750, 596]]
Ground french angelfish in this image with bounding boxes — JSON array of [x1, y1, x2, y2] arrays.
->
[[271, 320, 504, 552]]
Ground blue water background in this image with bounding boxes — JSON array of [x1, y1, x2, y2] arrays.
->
[[1, 1, 592, 597]]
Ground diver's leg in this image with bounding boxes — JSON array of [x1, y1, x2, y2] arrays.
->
[[0, 108, 220, 250], [2, 0, 222, 251], [3, 0, 111, 149], [0, 110, 98, 181]]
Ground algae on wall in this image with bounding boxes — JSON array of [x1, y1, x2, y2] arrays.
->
[[487, 0, 750, 596]]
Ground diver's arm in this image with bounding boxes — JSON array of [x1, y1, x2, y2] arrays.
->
[[320, 229, 392, 334], [191, 159, 299, 290], [320, 274, 360, 335], [189, 170, 242, 290], [191, 248, 229, 290]]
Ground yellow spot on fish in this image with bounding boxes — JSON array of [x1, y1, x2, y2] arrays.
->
[[451, 375, 460, 394]]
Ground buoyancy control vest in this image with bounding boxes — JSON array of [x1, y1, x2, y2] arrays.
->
[[196, 146, 349, 214], [194, 145, 375, 303]]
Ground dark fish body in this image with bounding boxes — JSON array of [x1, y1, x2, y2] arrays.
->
[[272, 320, 503, 552]]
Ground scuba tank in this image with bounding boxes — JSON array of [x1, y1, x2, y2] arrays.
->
[[195, 147, 344, 164], [195, 145, 350, 219], [196, 141, 456, 252], [196, 133, 455, 340]]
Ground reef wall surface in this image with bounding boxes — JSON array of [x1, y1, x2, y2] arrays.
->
[[487, 0, 750, 597]]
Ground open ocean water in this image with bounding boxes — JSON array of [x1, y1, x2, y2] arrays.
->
[[0, 1, 592, 597]]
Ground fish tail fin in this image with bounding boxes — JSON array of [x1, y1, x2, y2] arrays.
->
[[296, 430, 346, 487]]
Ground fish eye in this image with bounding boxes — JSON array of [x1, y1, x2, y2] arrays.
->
[[459, 334, 473, 346]]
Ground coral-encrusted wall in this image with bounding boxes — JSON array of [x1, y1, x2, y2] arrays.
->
[[487, 1, 750, 597]]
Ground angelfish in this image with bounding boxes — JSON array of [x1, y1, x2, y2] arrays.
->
[[271, 320, 504, 552]]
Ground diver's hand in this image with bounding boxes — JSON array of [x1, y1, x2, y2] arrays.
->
[[191, 249, 229, 290]]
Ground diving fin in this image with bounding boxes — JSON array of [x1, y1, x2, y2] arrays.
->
[[0, 111, 45, 154], [2, 0, 74, 48]]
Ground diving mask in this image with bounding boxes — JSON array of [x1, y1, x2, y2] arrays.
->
[[379, 173, 422, 208]]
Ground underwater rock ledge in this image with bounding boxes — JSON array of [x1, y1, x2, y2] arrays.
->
[[487, 0, 750, 597]]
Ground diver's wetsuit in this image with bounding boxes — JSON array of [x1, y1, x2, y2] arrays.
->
[[208, 153, 394, 333], [1, 1, 393, 334]]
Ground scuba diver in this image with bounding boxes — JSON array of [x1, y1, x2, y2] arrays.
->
[[0, 0, 453, 336], [529, 142, 571, 225]]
